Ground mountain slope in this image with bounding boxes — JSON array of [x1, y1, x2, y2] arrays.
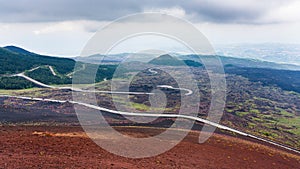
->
[[149, 54, 203, 67], [225, 66, 300, 93], [75, 53, 300, 70], [4, 45, 36, 55], [0, 46, 119, 89], [0, 47, 75, 75], [179, 54, 300, 71], [1, 46, 300, 91]]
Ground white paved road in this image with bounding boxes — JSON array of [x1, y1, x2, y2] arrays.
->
[[148, 68, 158, 75], [48, 66, 57, 76], [157, 85, 193, 96], [2, 67, 300, 154], [0, 94, 299, 154], [7, 67, 153, 95]]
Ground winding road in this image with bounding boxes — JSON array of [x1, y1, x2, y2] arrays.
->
[[148, 68, 158, 75], [7, 67, 153, 95], [157, 85, 193, 96], [1, 67, 300, 154], [6, 67, 192, 96], [147, 68, 193, 96], [13, 72, 56, 88], [66, 63, 86, 78], [0, 94, 299, 154], [7, 68, 193, 96]]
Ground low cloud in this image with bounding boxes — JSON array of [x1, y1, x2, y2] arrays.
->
[[0, 0, 299, 25]]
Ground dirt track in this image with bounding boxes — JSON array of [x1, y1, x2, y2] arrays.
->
[[0, 126, 299, 169]]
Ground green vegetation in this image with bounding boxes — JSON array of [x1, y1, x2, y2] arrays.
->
[[0, 46, 120, 88], [182, 60, 203, 67], [0, 63, 118, 89], [26, 67, 72, 85], [180, 54, 300, 71], [235, 111, 249, 117], [1, 46, 300, 150], [259, 130, 279, 138], [0, 47, 75, 75], [149, 54, 203, 67], [72, 64, 118, 84], [249, 109, 259, 114], [277, 116, 300, 135], [225, 66, 300, 93], [0, 88, 40, 95], [247, 122, 256, 129], [131, 102, 150, 111], [0, 76, 35, 89], [251, 117, 263, 122], [149, 54, 184, 66], [276, 108, 293, 117]]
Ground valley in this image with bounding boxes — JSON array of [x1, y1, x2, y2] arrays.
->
[[0, 46, 300, 168]]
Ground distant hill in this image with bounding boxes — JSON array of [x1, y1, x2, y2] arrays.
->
[[74, 53, 153, 64], [75, 52, 300, 71], [225, 66, 300, 93], [149, 54, 203, 67], [0, 47, 75, 75], [149, 54, 183, 66], [148, 54, 300, 93], [4, 46, 36, 55], [1, 46, 300, 92], [179, 55, 300, 71], [0, 46, 118, 89], [215, 43, 300, 66]]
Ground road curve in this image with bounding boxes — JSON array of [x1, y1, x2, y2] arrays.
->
[[148, 68, 158, 75], [67, 64, 86, 78], [157, 85, 193, 96], [5, 67, 191, 96], [3, 67, 300, 154], [8, 69, 153, 95], [13, 73, 56, 89], [0, 94, 299, 154]]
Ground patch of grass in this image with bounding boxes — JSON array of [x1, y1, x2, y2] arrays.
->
[[0, 88, 42, 95], [247, 122, 256, 129], [274, 116, 300, 137], [259, 130, 279, 139], [131, 102, 150, 111], [278, 116, 300, 128], [287, 128, 300, 135], [276, 108, 294, 117], [236, 111, 249, 117], [251, 117, 264, 122], [249, 109, 259, 114], [260, 114, 277, 123], [226, 109, 234, 113]]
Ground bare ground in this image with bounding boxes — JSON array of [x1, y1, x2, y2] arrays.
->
[[0, 125, 299, 169]]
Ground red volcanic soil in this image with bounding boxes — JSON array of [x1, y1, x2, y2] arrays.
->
[[0, 125, 299, 169]]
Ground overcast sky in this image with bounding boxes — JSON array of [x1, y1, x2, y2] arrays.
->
[[0, 0, 300, 56]]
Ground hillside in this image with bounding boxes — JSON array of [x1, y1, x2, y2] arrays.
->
[[149, 54, 203, 67], [0, 126, 299, 168], [4, 46, 36, 55], [75, 53, 300, 70], [1, 46, 300, 92], [1, 46, 300, 159], [0, 46, 119, 89], [225, 66, 300, 93], [0, 46, 75, 75], [148, 54, 300, 93], [179, 54, 300, 71]]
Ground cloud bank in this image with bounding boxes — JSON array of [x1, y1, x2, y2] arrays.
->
[[0, 0, 299, 24]]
